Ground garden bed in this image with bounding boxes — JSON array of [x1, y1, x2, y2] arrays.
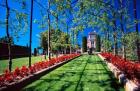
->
[[98, 53, 140, 91], [0, 54, 80, 91]]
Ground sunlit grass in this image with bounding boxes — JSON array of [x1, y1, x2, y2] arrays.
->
[[0, 56, 47, 74], [23, 55, 124, 91]]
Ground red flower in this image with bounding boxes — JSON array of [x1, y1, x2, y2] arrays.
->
[[0, 53, 81, 87], [3, 69, 14, 83], [29, 66, 36, 74], [0, 76, 4, 87], [13, 67, 22, 80], [101, 52, 140, 81], [20, 66, 29, 77]]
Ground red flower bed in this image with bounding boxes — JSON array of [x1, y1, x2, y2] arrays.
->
[[100, 52, 140, 83], [0, 54, 80, 87]]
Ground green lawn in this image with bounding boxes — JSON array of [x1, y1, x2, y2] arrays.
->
[[22, 55, 124, 91], [0, 56, 45, 74]]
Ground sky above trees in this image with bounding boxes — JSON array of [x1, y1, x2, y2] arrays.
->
[[0, 0, 140, 51]]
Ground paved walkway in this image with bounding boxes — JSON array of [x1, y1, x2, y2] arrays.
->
[[23, 55, 124, 91]]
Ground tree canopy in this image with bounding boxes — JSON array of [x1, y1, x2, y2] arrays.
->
[[40, 29, 70, 53]]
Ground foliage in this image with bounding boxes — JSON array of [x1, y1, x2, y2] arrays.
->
[[122, 32, 140, 60], [71, 0, 139, 59], [0, 0, 28, 40], [0, 36, 14, 44], [82, 36, 87, 52], [95, 35, 101, 52], [34, 48, 38, 56], [40, 29, 70, 53], [40, 32, 48, 53], [102, 38, 112, 52]]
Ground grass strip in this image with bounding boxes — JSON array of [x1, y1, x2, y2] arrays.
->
[[22, 55, 124, 91]]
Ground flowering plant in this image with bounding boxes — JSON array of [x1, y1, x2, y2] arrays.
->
[[101, 52, 140, 83], [20, 66, 30, 77], [3, 69, 14, 83], [0, 76, 4, 86], [0, 54, 80, 87], [13, 67, 22, 80]]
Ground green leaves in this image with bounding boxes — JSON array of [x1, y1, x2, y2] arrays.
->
[[121, 32, 140, 60], [40, 29, 70, 52]]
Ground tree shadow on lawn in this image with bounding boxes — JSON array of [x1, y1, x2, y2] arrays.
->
[[23, 60, 86, 91], [74, 56, 91, 91], [23, 71, 80, 91], [99, 59, 124, 91], [74, 56, 123, 91], [76, 70, 122, 91], [23, 56, 123, 91], [23, 56, 89, 91], [60, 59, 85, 69]]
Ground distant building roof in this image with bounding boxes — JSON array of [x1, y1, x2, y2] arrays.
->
[[88, 31, 96, 35]]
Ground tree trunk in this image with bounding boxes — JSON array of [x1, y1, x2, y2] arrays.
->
[[118, 0, 126, 59], [105, 30, 108, 52], [47, 0, 51, 60], [107, 28, 110, 52], [133, 0, 140, 60], [122, 44, 126, 59], [29, 0, 34, 67], [113, 32, 118, 55], [70, 30, 72, 54], [121, 21, 126, 59], [73, 30, 75, 53], [112, 12, 118, 55], [66, 24, 69, 54], [113, 20, 118, 55], [6, 0, 12, 71]]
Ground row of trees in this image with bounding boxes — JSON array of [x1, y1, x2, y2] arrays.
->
[[1, 0, 140, 71], [0, 0, 79, 71], [72, 0, 140, 60]]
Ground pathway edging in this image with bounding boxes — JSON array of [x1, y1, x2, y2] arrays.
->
[[98, 54, 139, 91]]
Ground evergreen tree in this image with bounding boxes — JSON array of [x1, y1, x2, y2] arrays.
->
[[34, 48, 37, 56], [82, 36, 87, 52]]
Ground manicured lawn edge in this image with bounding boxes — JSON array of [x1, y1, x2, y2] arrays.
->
[[98, 54, 140, 91], [0, 55, 81, 91]]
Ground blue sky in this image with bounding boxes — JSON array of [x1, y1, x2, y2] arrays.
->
[[0, 0, 140, 52]]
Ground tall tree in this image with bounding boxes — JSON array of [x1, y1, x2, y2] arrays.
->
[[133, 0, 138, 33], [29, 0, 34, 67], [40, 32, 48, 59], [133, 0, 140, 60], [82, 36, 87, 52], [1, 0, 28, 71], [47, 0, 51, 60], [5, 0, 12, 71], [118, 0, 126, 58], [112, 10, 118, 55]]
